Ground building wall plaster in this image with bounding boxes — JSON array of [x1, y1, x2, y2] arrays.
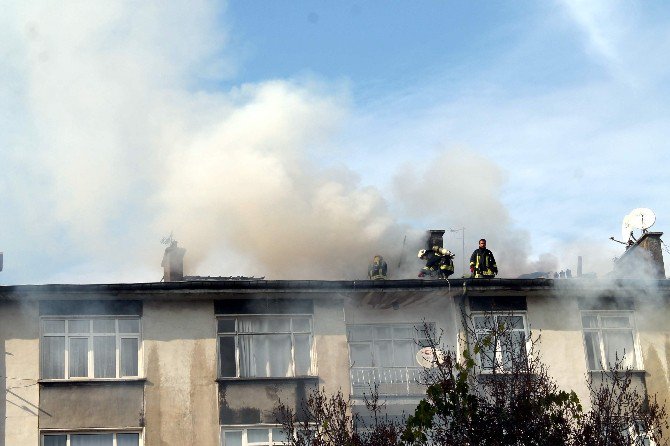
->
[[143, 300, 219, 446], [0, 300, 39, 446]]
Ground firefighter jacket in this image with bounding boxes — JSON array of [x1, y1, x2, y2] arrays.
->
[[368, 256, 388, 280], [470, 248, 497, 278]]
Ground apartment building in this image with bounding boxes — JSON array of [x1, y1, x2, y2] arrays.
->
[[1, 235, 669, 445]]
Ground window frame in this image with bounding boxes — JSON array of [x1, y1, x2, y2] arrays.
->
[[217, 314, 316, 379], [221, 425, 289, 446], [471, 312, 531, 373], [346, 322, 434, 368], [346, 322, 435, 396], [41, 430, 143, 446], [40, 316, 143, 381], [580, 310, 642, 372]]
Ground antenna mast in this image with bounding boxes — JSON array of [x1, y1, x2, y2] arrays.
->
[[450, 227, 465, 277]]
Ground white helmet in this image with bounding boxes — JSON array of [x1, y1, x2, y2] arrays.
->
[[440, 248, 454, 257], [417, 249, 426, 258]]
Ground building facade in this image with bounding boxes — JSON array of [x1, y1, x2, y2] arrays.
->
[[2, 273, 670, 445]]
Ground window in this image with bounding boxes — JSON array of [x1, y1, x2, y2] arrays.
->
[[42, 432, 140, 446], [347, 323, 433, 395], [40, 317, 141, 379], [473, 314, 528, 372], [217, 316, 314, 378], [582, 312, 639, 371], [221, 427, 288, 446]]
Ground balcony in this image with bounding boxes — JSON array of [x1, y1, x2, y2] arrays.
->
[[350, 366, 428, 396]]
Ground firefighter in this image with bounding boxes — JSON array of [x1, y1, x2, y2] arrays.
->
[[470, 238, 498, 278], [435, 246, 455, 279], [368, 255, 388, 280], [418, 247, 455, 279]]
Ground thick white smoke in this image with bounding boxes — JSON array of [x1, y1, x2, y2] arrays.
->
[[0, 1, 627, 283]]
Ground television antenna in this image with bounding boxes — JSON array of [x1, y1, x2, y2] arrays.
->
[[450, 227, 465, 276], [161, 232, 175, 246]]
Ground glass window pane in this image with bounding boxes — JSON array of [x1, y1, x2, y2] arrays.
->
[[71, 433, 113, 446], [265, 318, 290, 333], [350, 343, 373, 367], [41, 336, 65, 379], [118, 319, 140, 334], [375, 340, 393, 367], [374, 326, 392, 339], [477, 334, 495, 370], [239, 334, 292, 377], [117, 433, 140, 446], [348, 326, 372, 341], [294, 334, 311, 375], [219, 336, 236, 377], [92, 319, 115, 333], [69, 338, 89, 377], [120, 338, 139, 376], [393, 340, 416, 367], [223, 431, 243, 446], [500, 316, 524, 330], [43, 320, 65, 333], [393, 326, 413, 339], [582, 315, 599, 328], [584, 331, 603, 370], [44, 435, 67, 446], [602, 316, 631, 328], [474, 316, 490, 331], [501, 331, 527, 370], [268, 334, 291, 376], [218, 318, 236, 333], [604, 331, 636, 369], [248, 428, 269, 442], [69, 319, 90, 333], [272, 428, 289, 443], [94, 336, 116, 378], [292, 318, 310, 332]]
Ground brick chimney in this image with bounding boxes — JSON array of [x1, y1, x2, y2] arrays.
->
[[614, 231, 666, 279], [427, 230, 445, 250], [162, 241, 186, 281]]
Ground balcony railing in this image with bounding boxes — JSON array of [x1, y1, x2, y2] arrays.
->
[[350, 366, 429, 396]]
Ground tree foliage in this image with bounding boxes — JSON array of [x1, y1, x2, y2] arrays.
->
[[277, 312, 668, 446]]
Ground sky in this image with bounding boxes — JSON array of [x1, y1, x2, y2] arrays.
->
[[1, 1, 670, 284]]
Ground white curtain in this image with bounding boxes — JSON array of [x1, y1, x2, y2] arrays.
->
[[121, 338, 139, 376], [41, 337, 65, 379], [94, 336, 116, 378], [69, 338, 88, 377], [238, 318, 291, 377]]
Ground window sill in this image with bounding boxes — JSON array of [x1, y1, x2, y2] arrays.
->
[[39, 377, 146, 385], [587, 369, 646, 375], [217, 376, 318, 382]]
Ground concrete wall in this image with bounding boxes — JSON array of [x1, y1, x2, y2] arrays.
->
[[143, 300, 219, 446], [314, 298, 349, 395], [39, 382, 144, 429], [0, 300, 39, 446], [525, 293, 591, 404], [219, 378, 318, 424]]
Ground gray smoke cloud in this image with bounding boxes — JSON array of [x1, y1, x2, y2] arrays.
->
[[0, 2, 629, 283]]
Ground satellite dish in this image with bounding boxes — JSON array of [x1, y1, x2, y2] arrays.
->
[[416, 347, 445, 368], [621, 214, 635, 243], [627, 208, 656, 231]]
